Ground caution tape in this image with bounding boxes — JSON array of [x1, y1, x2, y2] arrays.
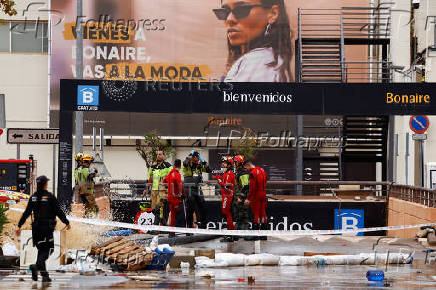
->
[[9, 207, 436, 237]]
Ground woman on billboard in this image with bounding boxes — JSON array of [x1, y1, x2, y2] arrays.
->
[[214, 0, 291, 82]]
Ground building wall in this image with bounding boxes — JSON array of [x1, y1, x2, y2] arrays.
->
[[388, 197, 436, 238], [5, 0, 49, 21], [0, 0, 52, 190], [390, 1, 436, 186], [0, 53, 55, 190], [388, 1, 413, 185], [415, 1, 436, 188], [3, 0, 436, 193], [415, 0, 436, 82]]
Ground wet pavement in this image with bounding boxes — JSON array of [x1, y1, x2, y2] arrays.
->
[[1, 235, 435, 289], [181, 235, 428, 259], [0, 263, 435, 289]]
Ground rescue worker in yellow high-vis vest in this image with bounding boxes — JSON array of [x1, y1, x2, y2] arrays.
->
[[75, 154, 99, 217], [144, 150, 172, 226]]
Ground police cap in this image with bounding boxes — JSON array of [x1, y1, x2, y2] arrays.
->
[[36, 175, 50, 185]]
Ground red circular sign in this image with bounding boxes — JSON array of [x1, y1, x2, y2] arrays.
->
[[409, 115, 430, 134], [0, 129, 3, 136], [134, 209, 155, 234]]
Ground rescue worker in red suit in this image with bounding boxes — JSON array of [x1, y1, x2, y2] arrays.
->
[[164, 159, 185, 238], [215, 156, 236, 242], [244, 160, 268, 241]]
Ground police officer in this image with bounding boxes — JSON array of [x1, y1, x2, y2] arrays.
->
[[183, 150, 211, 229], [16, 175, 71, 282], [144, 150, 172, 227]]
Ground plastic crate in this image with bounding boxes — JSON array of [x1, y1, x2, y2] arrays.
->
[[145, 248, 175, 270]]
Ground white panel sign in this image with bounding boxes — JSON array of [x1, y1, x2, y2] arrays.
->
[[7, 128, 59, 144]]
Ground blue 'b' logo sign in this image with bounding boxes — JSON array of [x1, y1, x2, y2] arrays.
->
[[77, 85, 99, 106], [334, 209, 364, 236]]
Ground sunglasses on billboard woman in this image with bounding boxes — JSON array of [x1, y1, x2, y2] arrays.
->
[[213, 4, 267, 20]]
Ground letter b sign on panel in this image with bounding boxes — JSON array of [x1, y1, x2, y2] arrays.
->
[[334, 209, 364, 236], [77, 85, 99, 106]]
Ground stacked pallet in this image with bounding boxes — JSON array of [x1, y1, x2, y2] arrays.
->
[[90, 237, 156, 271]]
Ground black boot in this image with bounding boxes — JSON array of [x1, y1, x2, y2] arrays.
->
[[244, 223, 260, 241], [29, 264, 38, 281], [260, 223, 268, 241], [41, 271, 52, 283]]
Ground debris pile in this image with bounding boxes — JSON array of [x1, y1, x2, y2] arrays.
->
[[90, 237, 156, 271]]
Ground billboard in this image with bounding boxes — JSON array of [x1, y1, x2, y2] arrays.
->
[[50, 0, 369, 135]]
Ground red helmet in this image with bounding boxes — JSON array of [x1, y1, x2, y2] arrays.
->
[[221, 155, 234, 166], [234, 155, 244, 164]]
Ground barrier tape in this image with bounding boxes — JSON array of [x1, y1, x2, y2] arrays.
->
[[9, 208, 436, 237]]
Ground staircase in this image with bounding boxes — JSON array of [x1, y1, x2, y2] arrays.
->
[[296, 7, 393, 184], [300, 39, 343, 83], [304, 154, 340, 182], [341, 116, 389, 164], [296, 6, 392, 83]]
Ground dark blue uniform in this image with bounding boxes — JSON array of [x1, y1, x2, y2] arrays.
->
[[18, 190, 70, 279]]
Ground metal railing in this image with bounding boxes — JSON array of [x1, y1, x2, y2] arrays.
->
[[298, 8, 342, 39], [99, 180, 436, 208], [341, 7, 391, 39], [389, 185, 436, 208], [104, 179, 390, 199], [343, 61, 393, 82], [298, 7, 391, 39]]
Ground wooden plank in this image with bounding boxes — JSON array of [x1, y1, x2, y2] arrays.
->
[[106, 241, 132, 255], [90, 237, 123, 255], [110, 245, 142, 261], [122, 249, 149, 263], [91, 237, 155, 270], [117, 245, 140, 255], [100, 239, 129, 254], [125, 251, 152, 264]]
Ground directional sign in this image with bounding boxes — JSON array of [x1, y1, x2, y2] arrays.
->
[[7, 128, 59, 144], [409, 115, 430, 134]]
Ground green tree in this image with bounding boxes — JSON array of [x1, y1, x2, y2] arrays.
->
[[136, 130, 175, 168], [232, 127, 259, 160], [1, 0, 17, 16], [0, 204, 8, 236]]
